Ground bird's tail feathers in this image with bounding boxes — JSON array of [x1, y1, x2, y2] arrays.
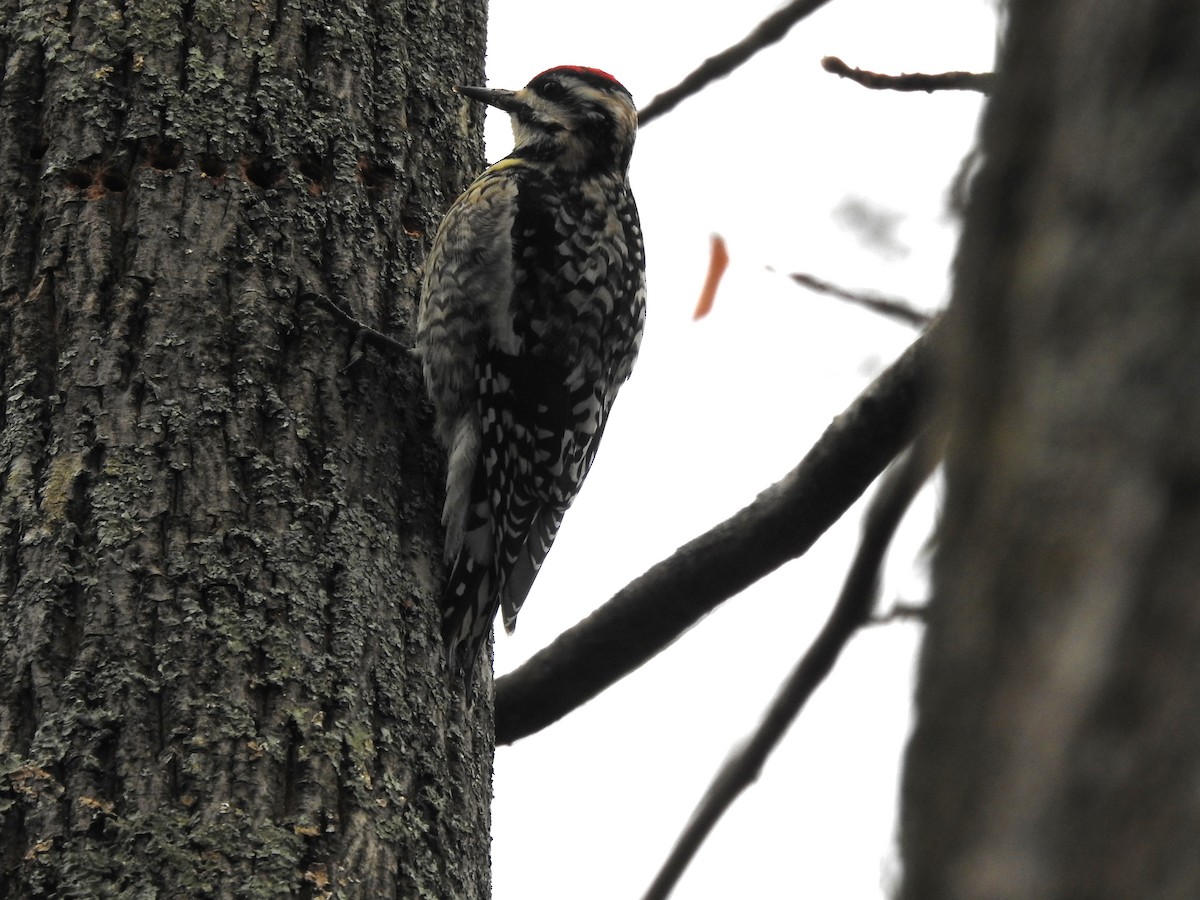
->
[[441, 547, 498, 693], [500, 504, 567, 634]]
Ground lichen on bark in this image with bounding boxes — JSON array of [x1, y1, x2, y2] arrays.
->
[[0, 0, 494, 896]]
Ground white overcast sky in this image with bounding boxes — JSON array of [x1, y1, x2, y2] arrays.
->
[[476, 2, 999, 897]]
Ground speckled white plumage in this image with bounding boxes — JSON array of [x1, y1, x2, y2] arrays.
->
[[417, 66, 646, 688]]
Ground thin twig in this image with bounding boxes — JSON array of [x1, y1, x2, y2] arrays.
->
[[301, 290, 409, 356], [821, 56, 996, 94], [494, 319, 941, 745], [868, 599, 929, 627], [783, 270, 934, 328], [639, 0, 837, 126], [641, 439, 942, 900]]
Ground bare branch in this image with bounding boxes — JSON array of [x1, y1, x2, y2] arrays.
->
[[302, 290, 409, 356], [639, 0, 837, 126], [641, 439, 941, 900], [868, 599, 929, 626], [493, 319, 942, 745], [784, 270, 934, 328], [821, 56, 996, 94]]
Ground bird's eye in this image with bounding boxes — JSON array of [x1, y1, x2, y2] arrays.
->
[[540, 80, 566, 100]]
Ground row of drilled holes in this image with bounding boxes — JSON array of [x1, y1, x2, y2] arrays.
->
[[60, 141, 396, 196]]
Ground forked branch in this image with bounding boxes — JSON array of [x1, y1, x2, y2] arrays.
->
[[640, 438, 941, 900], [494, 320, 942, 744]]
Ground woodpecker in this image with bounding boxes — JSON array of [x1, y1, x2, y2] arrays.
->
[[417, 66, 646, 689]]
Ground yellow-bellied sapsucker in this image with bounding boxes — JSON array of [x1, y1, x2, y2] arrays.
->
[[417, 66, 646, 688]]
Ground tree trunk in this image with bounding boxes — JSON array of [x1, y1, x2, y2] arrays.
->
[[901, 2, 1200, 897], [0, 1, 492, 896]]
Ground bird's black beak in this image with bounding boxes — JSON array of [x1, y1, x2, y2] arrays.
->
[[454, 85, 522, 113]]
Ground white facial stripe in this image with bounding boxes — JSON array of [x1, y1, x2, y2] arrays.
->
[[574, 85, 636, 131], [607, 98, 638, 142], [505, 75, 637, 171], [573, 84, 611, 108]]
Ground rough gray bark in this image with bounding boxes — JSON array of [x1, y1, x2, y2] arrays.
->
[[901, 2, 1200, 897], [0, 1, 492, 897]]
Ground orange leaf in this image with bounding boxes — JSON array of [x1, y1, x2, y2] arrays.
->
[[693, 234, 729, 320]]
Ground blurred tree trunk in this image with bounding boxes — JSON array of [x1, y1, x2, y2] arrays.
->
[[0, 1, 492, 896], [900, 2, 1200, 897]]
